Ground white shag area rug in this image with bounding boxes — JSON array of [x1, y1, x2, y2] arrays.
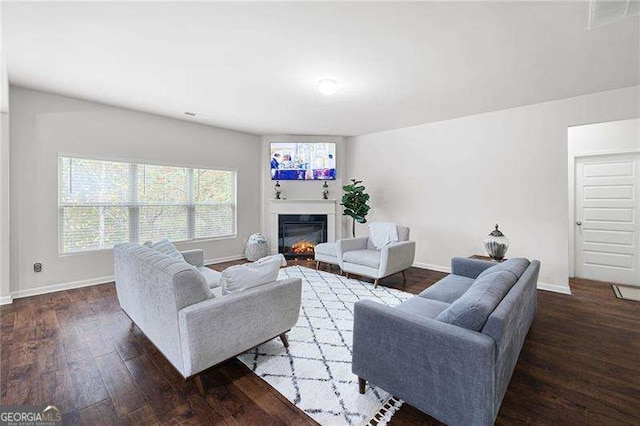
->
[[237, 266, 413, 426]]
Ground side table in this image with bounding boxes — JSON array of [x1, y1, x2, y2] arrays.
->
[[469, 255, 507, 263]]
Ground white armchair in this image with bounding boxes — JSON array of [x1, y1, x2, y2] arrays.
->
[[336, 226, 416, 288]]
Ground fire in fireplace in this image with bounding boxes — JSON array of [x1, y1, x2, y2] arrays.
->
[[278, 214, 328, 259], [291, 240, 316, 256]]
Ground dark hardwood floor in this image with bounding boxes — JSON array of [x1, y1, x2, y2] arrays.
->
[[1, 260, 639, 425]]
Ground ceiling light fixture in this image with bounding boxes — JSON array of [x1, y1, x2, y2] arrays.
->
[[184, 112, 196, 116], [318, 79, 339, 96]]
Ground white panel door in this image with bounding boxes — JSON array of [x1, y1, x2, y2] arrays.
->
[[575, 154, 640, 286]]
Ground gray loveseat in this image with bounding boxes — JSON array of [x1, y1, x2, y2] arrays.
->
[[113, 243, 302, 395], [352, 257, 540, 425]]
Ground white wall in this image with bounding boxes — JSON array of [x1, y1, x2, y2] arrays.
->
[[0, 5, 11, 304], [567, 118, 640, 276], [260, 135, 349, 246], [9, 86, 261, 296], [347, 86, 640, 293]]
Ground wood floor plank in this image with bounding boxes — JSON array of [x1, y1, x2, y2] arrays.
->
[[1, 260, 638, 425], [96, 351, 146, 416], [125, 354, 193, 422]]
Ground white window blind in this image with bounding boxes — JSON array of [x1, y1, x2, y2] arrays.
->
[[58, 156, 237, 254]]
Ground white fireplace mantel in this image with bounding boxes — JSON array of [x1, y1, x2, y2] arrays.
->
[[268, 199, 337, 254]]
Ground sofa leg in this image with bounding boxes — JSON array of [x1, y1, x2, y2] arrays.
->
[[346, 272, 350, 279], [374, 279, 379, 288], [402, 270, 407, 285], [193, 375, 205, 396], [279, 332, 289, 348], [358, 377, 366, 394]]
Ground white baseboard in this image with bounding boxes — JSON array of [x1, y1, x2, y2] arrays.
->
[[11, 275, 115, 300], [204, 254, 246, 265], [412, 262, 451, 274], [411, 262, 573, 295], [537, 282, 572, 295], [4, 254, 247, 303]]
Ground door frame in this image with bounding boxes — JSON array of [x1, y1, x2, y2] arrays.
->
[[568, 149, 640, 278]]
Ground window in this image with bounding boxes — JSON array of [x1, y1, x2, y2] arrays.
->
[[58, 156, 236, 254]]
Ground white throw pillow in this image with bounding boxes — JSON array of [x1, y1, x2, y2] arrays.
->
[[254, 253, 287, 267], [221, 256, 281, 295], [146, 239, 185, 262]]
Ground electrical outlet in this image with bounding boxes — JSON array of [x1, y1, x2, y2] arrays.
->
[[34, 262, 43, 273]]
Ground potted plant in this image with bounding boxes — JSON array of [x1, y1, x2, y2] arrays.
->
[[341, 179, 370, 238]]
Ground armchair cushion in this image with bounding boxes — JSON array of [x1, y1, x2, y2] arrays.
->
[[418, 274, 475, 303], [397, 297, 450, 319], [436, 270, 517, 331], [343, 249, 381, 269]]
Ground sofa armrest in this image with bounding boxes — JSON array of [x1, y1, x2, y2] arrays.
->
[[178, 277, 301, 377], [451, 257, 495, 279], [379, 241, 415, 277], [182, 249, 204, 268], [352, 300, 496, 425]]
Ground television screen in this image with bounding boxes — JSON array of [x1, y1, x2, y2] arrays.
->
[[270, 142, 336, 180]]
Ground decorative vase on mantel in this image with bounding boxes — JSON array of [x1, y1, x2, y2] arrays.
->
[[483, 224, 509, 260]]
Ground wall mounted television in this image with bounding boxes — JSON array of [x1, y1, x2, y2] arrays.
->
[[270, 142, 336, 180]]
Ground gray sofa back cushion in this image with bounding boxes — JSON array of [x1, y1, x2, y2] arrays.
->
[[477, 258, 530, 280], [436, 270, 517, 331], [146, 239, 186, 262], [174, 268, 214, 310]]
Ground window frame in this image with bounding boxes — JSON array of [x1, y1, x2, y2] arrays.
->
[[57, 153, 238, 256]]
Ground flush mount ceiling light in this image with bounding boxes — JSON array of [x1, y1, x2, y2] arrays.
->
[[318, 79, 339, 96], [184, 111, 197, 116]]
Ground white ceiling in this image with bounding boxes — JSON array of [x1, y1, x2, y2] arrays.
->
[[2, 1, 639, 136]]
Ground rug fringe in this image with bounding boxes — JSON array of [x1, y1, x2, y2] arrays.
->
[[364, 397, 403, 426]]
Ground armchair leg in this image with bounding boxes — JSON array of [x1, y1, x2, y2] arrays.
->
[[129, 321, 136, 332], [358, 377, 366, 394], [279, 332, 289, 348], [374, 279, 379, 288], [346, 273, 350, 279], [193, 375, 205, 396], [315, 260, 320, 270], [402, 270, 407, 285]]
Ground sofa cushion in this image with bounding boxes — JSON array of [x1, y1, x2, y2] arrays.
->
[[197, 266, 222, 289], [397, 297, 450, 319], [315, 242, 337, 257], [435, 270, 517, 331], [343, 249, 381, 269], [418, 274, 475, 303], [477, 258, 530, 280], [173, 267, 214, 310], [221, 256, 281, 295], [146, 239, 185, 262]]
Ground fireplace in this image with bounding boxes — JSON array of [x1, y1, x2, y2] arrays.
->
[[278, 214, 328, 259]]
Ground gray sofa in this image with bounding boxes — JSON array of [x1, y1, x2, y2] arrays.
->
[[113, 243, 302, 394], [352, 257, 540, 425]]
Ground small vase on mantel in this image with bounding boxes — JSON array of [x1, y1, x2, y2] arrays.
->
[[483, 224, 509, 260]]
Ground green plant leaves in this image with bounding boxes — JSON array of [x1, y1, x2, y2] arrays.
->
[[341, 178, 370, 235]]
